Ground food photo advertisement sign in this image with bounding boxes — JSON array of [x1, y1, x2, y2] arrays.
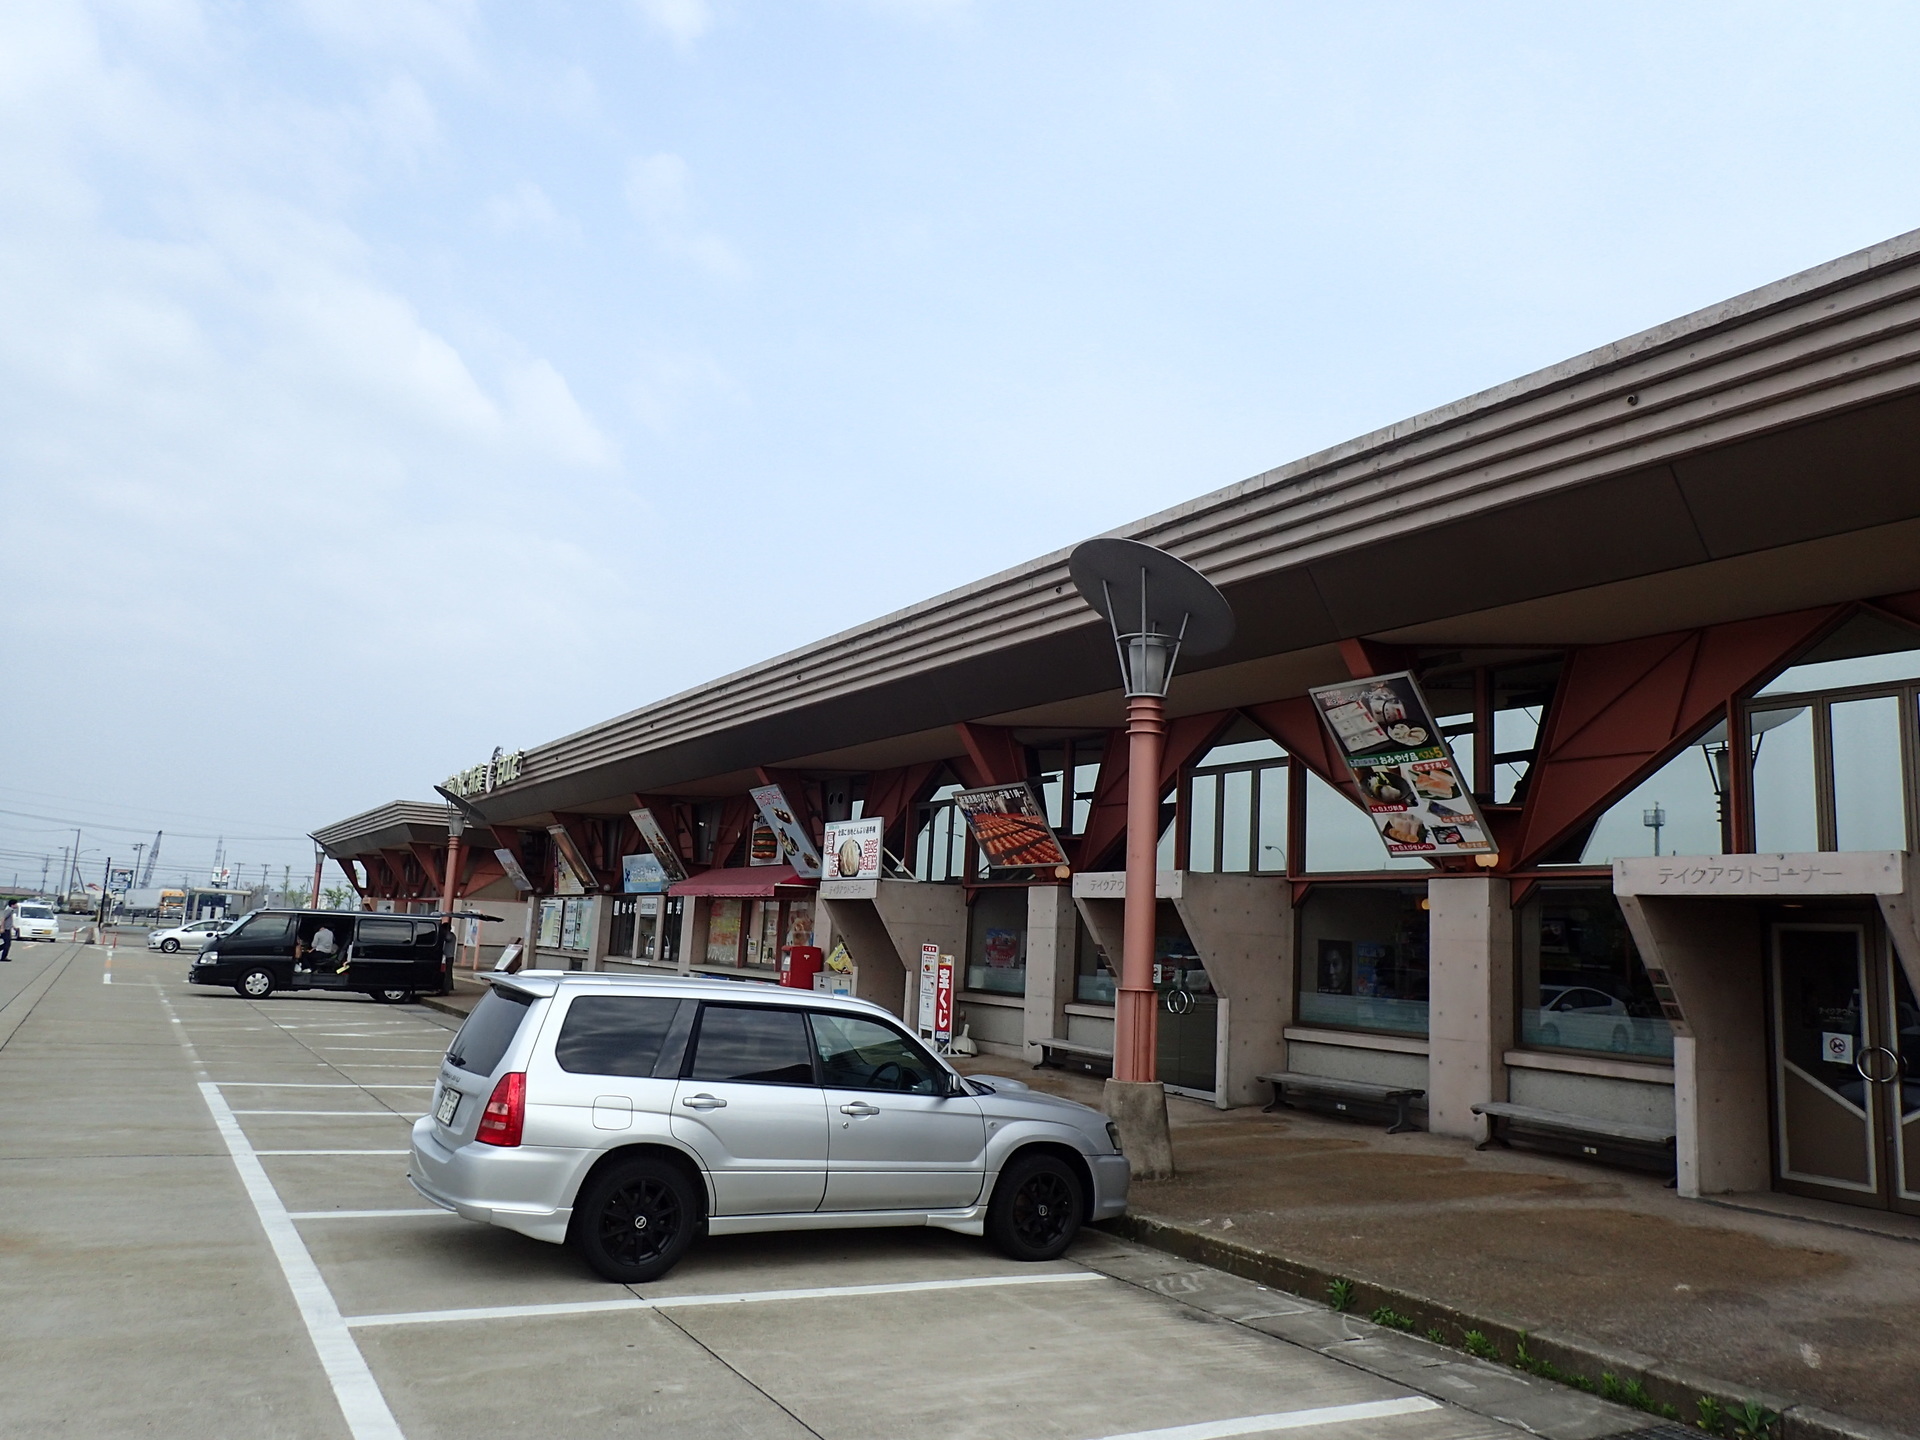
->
[[1307, 672, 1494, 858]]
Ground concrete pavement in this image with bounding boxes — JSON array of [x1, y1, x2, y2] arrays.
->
[[0, 941, 1663, 1440]]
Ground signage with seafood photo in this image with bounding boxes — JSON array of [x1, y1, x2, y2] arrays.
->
[[748, 784, 823, 879], [953, 782, 1071, 872], [1308, 672, 1493, 857]]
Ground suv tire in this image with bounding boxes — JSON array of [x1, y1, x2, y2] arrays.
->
[[986, 1150, 1084, 1262], [574, 1156, 699, 1284], [237, 968, 274, 999]]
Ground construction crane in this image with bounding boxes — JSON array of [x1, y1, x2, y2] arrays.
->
[[139, 832, 162, 888]]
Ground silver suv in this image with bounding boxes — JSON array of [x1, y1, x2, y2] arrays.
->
[[410, 973, 1130, 1282]]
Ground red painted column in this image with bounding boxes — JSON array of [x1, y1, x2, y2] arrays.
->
[[440, 832, 462, 920], [1114, 694, 1165, 1082]]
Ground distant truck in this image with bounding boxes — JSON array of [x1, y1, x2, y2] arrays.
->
[[120, 888, 186, 921]]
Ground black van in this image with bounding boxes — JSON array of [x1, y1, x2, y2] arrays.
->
[[186, 909, 453, 1003]]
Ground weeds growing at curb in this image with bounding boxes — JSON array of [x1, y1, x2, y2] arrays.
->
[[1463, 1330, 1498, 1359], [1368, 1307, 1415, 1331], [1425, 1327, 1446, 1344], [1698, 1398, 1727, 1433], [1730, 1400, 1782, 1440], [1326, 1277, 1355, 1311]]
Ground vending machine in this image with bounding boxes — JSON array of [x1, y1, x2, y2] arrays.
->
[[778, 944, 825, 990]]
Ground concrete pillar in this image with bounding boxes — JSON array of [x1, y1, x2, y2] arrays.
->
[[1617, 895, 1769, 1197], [583, 894, 613, 972], [1172, 872, 1291, 1109], [1425, 876, 1513, 1140], [678, 898, 704, 976], [1024, 885, 1077, 1057], [820, 881, 967, 1020]]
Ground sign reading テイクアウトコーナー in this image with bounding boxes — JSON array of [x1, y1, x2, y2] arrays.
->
[[1308, 672, 1493, 858]]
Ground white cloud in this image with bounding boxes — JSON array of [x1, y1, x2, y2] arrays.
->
[[632, 0, 712, 52], [624, 152, 748, 281], [483, 180, 571, 236]]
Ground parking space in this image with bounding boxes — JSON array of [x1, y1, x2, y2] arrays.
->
[[0, 944, 1639, 1440]]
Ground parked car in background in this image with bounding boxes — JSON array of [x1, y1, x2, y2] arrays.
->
[[13, 902, 59, 941], [410, 973, 1130, 1284], [148, 918, 229, 953]]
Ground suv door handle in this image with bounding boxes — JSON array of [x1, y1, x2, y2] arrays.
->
[[681, 1093, 727, 1111], [839, 1101, 880, 1117]]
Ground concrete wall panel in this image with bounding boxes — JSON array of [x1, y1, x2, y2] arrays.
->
[[1507, 1068, 1677, 1130], [1171, 872, 1292, 1108], [1426, 877, 1513, 1139]]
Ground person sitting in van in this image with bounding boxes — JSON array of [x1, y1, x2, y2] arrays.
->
[[296, 919, 342, 973]]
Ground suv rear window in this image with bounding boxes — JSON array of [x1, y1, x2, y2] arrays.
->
[[555, 996, 692, 1077], [449, 987, 535, 1075]]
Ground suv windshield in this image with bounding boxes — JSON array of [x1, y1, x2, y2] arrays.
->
[[448, 987, 535, 1075]]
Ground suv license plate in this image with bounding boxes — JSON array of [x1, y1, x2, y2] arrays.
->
[[435, 1088, 460, 1125]]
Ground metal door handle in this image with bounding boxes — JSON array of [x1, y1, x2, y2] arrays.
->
[[1856, 1046, 1902, 1085], [681, 1094, 727, 1110], [839, 1101, 880, 1117]]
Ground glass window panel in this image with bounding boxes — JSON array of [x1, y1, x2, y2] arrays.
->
[[1040, 771, 1064, 829], [1832, 696, 1906, 850], [1195, 738, 1287, 768], [688, 1005, 815, 1085], [1304, 769, 1429, 872], [1297, 886, 1429, 1035], [1446, 731, 1476, 794], [1074, 918, 1115, 1005], [1516, 888, 1673, 1060], [811, 1012, 943, 1094], [1188, 773, 1218, 872], [1494, 704, 1540, 755], [965, 887, 1027, 995], [1578, 743, 1725, 862], [1751, 705, 1819, 853], [556, 996, 690, 1076], [1220, 769, 1254, 872], [1758, 647, 1920, 696], [1256, 766, 1288, 872], [1156, 811, 1175, 869]]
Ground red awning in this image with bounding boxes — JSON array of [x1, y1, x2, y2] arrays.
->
[[667, 864, 814, 898]]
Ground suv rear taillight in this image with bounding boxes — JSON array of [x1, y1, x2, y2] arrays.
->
[[475, 1072, 525, 1147]]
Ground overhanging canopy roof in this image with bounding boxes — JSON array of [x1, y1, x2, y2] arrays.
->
[[668, 865, 813, 898]]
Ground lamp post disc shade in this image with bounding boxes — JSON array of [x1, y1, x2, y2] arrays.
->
[[1068, 538, 1235, 655]]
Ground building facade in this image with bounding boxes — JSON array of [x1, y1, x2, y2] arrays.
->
[[323, 231, 1920, 1218]]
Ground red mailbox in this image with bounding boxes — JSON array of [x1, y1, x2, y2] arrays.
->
[[779, 944, 824, 990]]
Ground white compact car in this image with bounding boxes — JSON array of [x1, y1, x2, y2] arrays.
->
[[147, 918, 229, 954], [411, 972, 1130, 1283], [13, 902, 59, 941]]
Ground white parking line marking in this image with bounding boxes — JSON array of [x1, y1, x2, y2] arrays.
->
[[347, 1271, 1102, 1328], [256, 1150, 411, 1156], [229, 1110, 419, 1118], [1087, 1397, 1443, 1440], [319, 1048, 447, 1054], [288, 1209, 452, 1220], [197, 1082, 405, 1440], [217, 1083, 433, 1090]]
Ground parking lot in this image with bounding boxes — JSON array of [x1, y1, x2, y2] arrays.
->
[[2, 939, 1640, 1440]]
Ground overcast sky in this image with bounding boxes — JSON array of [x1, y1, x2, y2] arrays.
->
[[6, 0, 1920, 888]]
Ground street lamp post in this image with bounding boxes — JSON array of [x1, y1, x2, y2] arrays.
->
[[1069, 538, 1234, 1177]]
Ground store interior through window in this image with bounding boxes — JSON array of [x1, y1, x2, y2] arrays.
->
[[966, 887, 1027, 995], [1517, 886, 1673, 1060], [1296, 885, 1430, 1035]]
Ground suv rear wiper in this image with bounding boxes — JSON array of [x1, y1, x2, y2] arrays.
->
[[445, 1051, 465, 1069]]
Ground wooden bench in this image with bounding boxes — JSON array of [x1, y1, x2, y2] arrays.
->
[[1258, 1072, 1425, 1134], [1031, 1038, 1114, 1076], [1473, 1101, 1677, 1179]]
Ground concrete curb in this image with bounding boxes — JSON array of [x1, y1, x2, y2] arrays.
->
[[1101, 1214, 1916, 1440]]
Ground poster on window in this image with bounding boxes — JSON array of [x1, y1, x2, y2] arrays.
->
[[621, 853, 670, 894], [748, 785, 823, 878], [953, 783, 1071, 871], [820, 816, 884, 899], [1308, 672, 1494, 857]]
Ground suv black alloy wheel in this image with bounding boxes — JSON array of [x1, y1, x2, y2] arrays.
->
[[574, 1156, 698, 1283], [987, 1151, 1083, 1262]]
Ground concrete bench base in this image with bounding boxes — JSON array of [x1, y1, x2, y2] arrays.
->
[[1258, 1072, 1424, 1134]]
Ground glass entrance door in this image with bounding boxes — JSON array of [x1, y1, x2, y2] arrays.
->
[[1769, 924, 1919, 1213], [1152, 903, 1217, 1099]]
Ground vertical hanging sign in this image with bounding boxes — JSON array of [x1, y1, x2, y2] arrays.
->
[[747, 785, 823, 878], [1308, 672, 1494, 857], [934, 953, 956, 1048], [917, 943, 940, 1038]]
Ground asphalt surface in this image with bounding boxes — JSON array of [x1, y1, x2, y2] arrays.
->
[[0, 940, 1655, 1440]]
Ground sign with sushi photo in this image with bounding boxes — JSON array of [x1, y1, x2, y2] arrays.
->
[[1307, 672, 1494, 857]]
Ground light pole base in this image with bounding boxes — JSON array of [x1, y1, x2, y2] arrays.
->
[[1103, 1078, 1175, 1181]]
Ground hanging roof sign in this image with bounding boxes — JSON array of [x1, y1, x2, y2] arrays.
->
[[954, 782, 1071, 872], [1307, 672, 1494, 858], [748, 785, 822, 879]]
